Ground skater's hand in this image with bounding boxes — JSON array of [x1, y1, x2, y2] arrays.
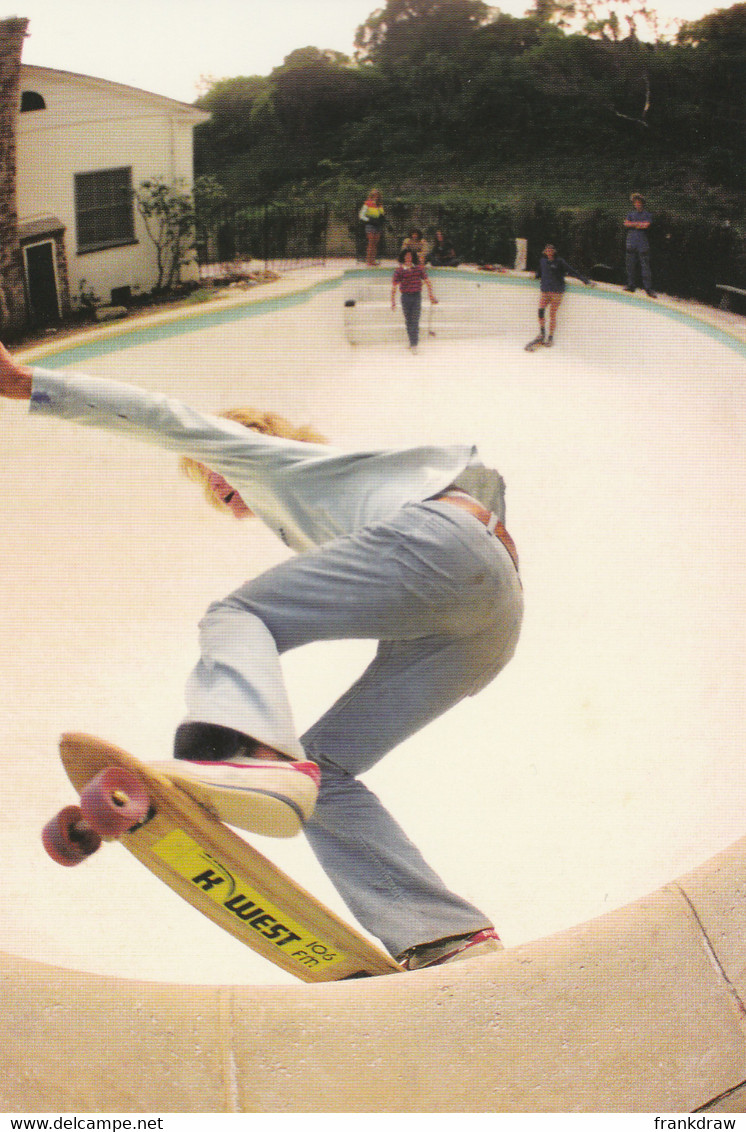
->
[[0, 342, 32, 400]]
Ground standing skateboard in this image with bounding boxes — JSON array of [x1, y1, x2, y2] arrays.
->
[[42, 733, 402, 982]]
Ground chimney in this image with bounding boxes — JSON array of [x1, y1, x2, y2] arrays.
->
[[0, 17, 30, 335]]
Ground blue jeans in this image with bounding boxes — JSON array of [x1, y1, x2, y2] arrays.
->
[[400, 291, 422, 346], [183, 500, 524, 954], [626, 247, 652, 291]]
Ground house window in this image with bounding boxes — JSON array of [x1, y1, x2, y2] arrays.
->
[[74, 167, 136, 253], [20, 90, 46, 111]]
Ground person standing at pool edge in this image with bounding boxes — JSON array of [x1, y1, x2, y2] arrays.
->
[[0, 341, 522, 972], [359, 189, 385, 266], [624, 193, 657, 297]]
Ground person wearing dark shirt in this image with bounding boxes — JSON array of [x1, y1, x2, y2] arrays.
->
[[624, 193, 656, 297], [427, 230, 460, 267], [526, 244, 593, 350]]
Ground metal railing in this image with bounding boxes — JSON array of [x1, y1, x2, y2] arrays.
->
[[197, 202, 330, 278]]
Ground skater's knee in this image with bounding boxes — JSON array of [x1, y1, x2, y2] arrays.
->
[[196, 595, 278, 658], [200, 590, 265, 626], [199, 596, 244, 631]]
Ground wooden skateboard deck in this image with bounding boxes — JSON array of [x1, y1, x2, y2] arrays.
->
[[52, 733, 402, 983]]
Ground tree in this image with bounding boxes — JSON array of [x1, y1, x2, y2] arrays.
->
[[527, 0, 577, 31], [678, 2, 746, 47], [354, 0, 492, 69], [676, 4, 746, 111], [273, 46, 352, 70], [194, 75, 271, 171], [469, 11, 552, 56], [269, 47, 369, 138], [135, 178, 197, 293], [577, 0, 663, 40], [528, 0, 664, 40]]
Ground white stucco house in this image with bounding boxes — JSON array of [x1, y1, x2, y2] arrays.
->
[[15, 64, 208, 324]]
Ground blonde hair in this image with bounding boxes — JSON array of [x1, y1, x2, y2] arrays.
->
[[180, 407, 329, 513]]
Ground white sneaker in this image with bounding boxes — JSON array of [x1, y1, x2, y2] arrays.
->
[[150, 756, 320, 838]]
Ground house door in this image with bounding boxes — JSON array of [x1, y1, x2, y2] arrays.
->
[[24, 241, 61, 325]]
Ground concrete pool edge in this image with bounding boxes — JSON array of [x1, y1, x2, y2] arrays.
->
[[16, 260, 746, 369], [5, 830, 746, 1112]]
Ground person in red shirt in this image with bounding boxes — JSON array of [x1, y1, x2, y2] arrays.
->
[[391, 248, 438, 351]]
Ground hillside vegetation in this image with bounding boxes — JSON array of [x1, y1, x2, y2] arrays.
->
[[191, 0, 746, 302], [193, 0, 746, 222]]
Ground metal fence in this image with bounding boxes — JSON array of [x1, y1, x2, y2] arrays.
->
[[196, 197, 746, 308], [197, 202, 330, 278]]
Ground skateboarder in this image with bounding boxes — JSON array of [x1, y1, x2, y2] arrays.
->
[[525, 243, 593, 350], [0, 342, 523, 970]]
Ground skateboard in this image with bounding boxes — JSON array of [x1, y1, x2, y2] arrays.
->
[[524, 335, 546, 352], [42, 733, 402, 982]]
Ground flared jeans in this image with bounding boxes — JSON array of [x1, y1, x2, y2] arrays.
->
[[183, 499, 523, 955]]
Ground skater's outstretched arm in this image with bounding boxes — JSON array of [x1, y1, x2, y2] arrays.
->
[[0, 342, 32, 400]]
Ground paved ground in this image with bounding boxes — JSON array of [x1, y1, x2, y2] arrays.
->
[[2, 264, 745, 986]]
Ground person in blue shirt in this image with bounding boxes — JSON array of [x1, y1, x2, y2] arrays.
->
[[624, 194, 657, 297], [526, 244, 593, 350], [0, 341, 523, 971]]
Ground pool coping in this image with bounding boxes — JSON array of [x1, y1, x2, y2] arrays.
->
[[19, 259, 746, 368]]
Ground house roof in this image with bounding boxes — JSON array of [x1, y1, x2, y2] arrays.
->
[[20, 64, 210, 123]]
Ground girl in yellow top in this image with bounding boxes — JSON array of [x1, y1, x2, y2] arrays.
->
[[359, 189, 385, 266]]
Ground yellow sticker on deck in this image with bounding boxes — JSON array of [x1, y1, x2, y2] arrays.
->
[[151, 828, 345, 971]]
